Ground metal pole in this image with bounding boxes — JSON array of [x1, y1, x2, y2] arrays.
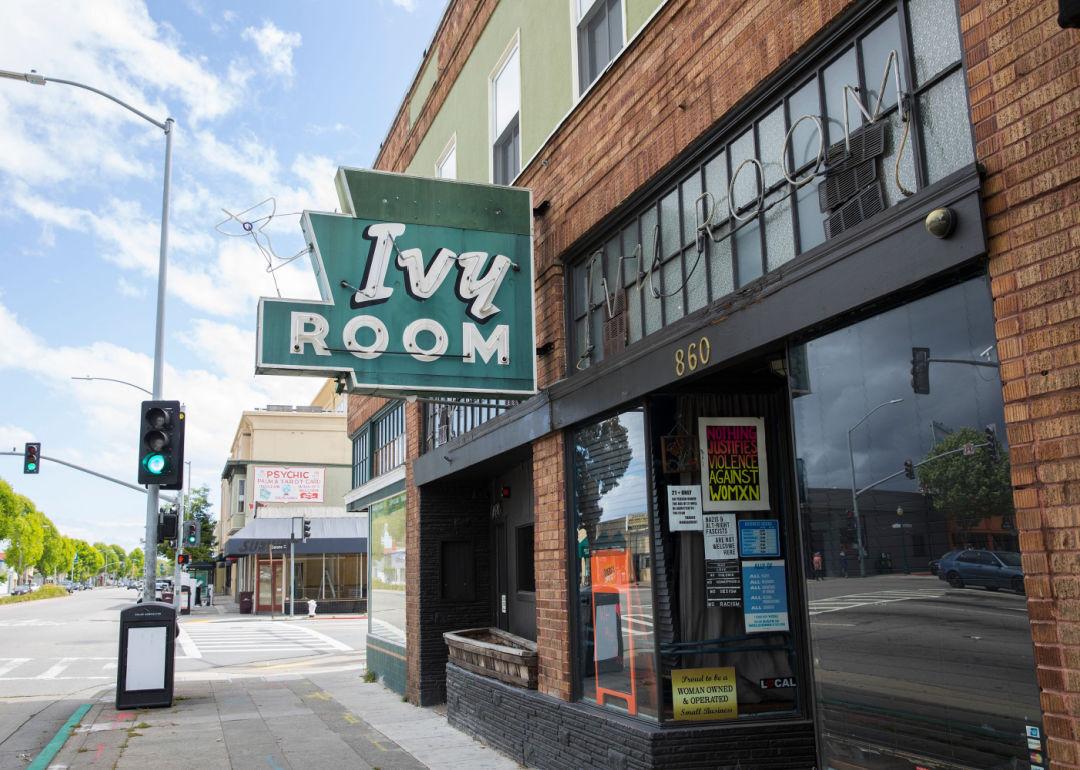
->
[[0, 452, 175, 501], [290, 539, 295, 617], [143, 118, 173, 605], [174, 485, 185, 612], [847, 429, 866, 578]]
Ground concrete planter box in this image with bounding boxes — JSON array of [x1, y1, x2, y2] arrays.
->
[[443, 627, 538, 689]]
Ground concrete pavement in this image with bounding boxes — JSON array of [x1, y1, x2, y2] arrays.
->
[[48, 675, 518, 769]]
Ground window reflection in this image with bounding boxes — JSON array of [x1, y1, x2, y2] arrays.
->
[[572, 409, 659, 720], [791, 278, 1042, 769], [369, 492, 407, 644]]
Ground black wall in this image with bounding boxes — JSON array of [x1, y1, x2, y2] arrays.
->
[[415, 480, 495, 705], [448, 665, 817, 769]]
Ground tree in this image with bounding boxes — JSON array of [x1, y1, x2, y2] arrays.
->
[[916, 426, 1013, 540], [108, 545, 127, 578], [158, 485, 217, 563], [6, 504, 45, 582], [0, 478, 18, 541], [72, 540, 103, 582], [37, 518, 73, 578], [126, 547, 144, 579]]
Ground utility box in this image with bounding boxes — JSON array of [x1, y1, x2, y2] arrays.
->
[[116, 602, 176, 710]]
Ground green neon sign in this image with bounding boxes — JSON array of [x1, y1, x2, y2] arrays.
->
[[256, 168, 536, 397]]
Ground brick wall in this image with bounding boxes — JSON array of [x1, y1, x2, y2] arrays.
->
[[404, 400, 424, 704], [964, 2, 1080, 765], [534, 431, 571, 700], [346, 394, 390, 435]]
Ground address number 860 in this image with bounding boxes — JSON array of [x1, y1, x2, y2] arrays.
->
[[674, 336, 711, 376]]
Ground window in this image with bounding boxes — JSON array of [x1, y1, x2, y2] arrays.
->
[[369, 492, 407, 644], [423, 397, 519, 451], [790, 278, 1040, 769], [492, 42, 520, 185], [436, 136, 457, 180], [236, 478, 246, 514], [577, 0, 623, 94], [568, 1, 973, 371], [372, 403, 405, 477], [571, 408, 658, 720], [352, 429, 370, 488]]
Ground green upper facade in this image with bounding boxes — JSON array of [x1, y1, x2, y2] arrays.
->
[[405, 0, 666, 184]]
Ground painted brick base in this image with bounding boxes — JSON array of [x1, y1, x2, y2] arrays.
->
[[367, 634, 407, 697], [446, 664, 817, 769]]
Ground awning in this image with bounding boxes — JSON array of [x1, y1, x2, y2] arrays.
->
[[224, 516, 367, 556]]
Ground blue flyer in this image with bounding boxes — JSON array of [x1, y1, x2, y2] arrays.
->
[[739, 519, 780, 557], [742, 559, 789, 633]]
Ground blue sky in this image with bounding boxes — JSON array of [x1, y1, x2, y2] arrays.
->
[[0, 0, 444, 550]]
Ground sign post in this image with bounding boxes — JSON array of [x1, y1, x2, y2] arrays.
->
[[256, 168, 536, 398]]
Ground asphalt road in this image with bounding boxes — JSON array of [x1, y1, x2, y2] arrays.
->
[[806, 574, 1043, 769], [0, 587, 368, 769]]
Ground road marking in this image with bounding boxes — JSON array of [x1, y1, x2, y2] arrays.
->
[[0, 658, 31, 677], [809, 588, 945, 616], [176, 626, 202, 659], [39, 658, 76, 679]]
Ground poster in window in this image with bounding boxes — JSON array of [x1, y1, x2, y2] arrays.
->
[[742, 559, 789, 633], [671, 666, 738, 721], [698, 417, 770, 511], [703, 514, 740, 607]]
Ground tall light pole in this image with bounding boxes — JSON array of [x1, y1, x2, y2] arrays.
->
[[847, 398, 904, 577], [1, 68, 174, 605], [71, 376, 152, 396]]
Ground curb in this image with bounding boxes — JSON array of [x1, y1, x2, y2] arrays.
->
[[27, 702, 92, 770]]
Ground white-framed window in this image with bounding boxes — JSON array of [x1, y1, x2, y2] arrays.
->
[[575, 0, 624, 95], [491, 36, 521, 185], [236, 478, 246, 514], [436, 135, 457, 180]]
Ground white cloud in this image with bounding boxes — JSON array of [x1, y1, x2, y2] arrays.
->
[[0, 424, 35, 453], [391, 0, 417, 11], [116, 277, 146, 298], [241, 21, 302, 80]]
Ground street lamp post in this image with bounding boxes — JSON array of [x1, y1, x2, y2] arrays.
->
[[71, 376, 152, 396], [2, 69, 174, 605], [847, 398, 904, 577]]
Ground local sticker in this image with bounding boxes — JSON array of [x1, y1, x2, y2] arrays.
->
[[759, 677, 796, 689], [672, 667, 737, 721]]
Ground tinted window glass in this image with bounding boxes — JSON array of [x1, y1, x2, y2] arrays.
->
[[791, 278, 1042, 769]]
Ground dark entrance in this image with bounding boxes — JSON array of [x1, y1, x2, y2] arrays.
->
[[493, 462, 536, 640]]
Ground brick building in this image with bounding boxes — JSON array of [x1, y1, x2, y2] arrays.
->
[[335, 0, 1079, 767]]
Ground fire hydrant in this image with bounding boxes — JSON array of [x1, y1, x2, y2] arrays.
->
[[307, 599, 317, 617]]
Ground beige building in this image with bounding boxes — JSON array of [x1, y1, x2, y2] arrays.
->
[[217, 383, 363, 613]]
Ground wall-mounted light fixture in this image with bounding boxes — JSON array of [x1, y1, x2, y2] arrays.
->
[[924, 207, 956, 239]]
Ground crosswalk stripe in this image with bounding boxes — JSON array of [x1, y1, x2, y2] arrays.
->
[[0, 658, 31, 677], [39, 658, 76, 679]]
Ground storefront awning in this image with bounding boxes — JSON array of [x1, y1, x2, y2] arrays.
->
[[224, 516, 367, 556]]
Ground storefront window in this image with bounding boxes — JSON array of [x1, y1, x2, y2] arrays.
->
[[572, 409, 659, 720], [369, 492, 407, 644], [568, 1, 973, 370], [294, 553, 365, 612], [790, 278, 1042, 769]]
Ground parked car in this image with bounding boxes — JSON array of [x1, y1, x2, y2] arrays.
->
[[938, 549, 1025, 593], [11, 585, 32, 596], [929, 551, 958, 576]]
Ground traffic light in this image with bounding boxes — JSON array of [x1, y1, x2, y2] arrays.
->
[[984, 425, 999, 462], [137, 400, 186, 489], [904, 459, 915, 479], [183, 519, 200, 547], [177, 553, 190, 566], [157, 505, 178, 543], [303, 518, 312, 542], [910, 347, 930, 394], [22, 442, 41, 474]]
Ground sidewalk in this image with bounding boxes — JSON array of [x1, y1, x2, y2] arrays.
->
[[48, 674, 519, 769]]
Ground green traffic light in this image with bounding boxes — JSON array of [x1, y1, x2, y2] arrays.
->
[[25, 462, 36, 471], [143, 453, 167, 475]]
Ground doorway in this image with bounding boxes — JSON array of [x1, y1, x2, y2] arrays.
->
[[493, 462, 535, 641], [256, 558, 284, 613]]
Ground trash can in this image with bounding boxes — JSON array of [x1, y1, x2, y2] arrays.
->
[[116, 601, 176, 710], [239, 591, 253, 614]]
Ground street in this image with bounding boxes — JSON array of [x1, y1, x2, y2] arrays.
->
[[0, 588, 368, 768], [807, 574, 1041, 769]]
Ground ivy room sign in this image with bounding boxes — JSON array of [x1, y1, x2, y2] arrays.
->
[[257, 167, 536, 397]]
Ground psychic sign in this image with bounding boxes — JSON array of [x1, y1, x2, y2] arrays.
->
[[253, 466, 325, 503], [256, 167, 536, 397], [698, 417, 770, 511]]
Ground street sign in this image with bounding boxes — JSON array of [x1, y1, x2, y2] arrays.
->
[[962, 442, 975, 456], [256, 168, 536, 397]]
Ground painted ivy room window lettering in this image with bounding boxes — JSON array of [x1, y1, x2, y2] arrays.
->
[[569, 0, 972, 371], [492, 40, 520, 185], [577, 0, 623, 94]]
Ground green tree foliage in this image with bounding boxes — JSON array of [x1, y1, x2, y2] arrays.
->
[[158, 485, 217, 563], [72, 540, 104, 581], [917, 426, 1013, 537], [6, 507, 45, 580], [0, 478, 18, 540], [37, 519, 74, 578], [126, 547, 144, 578]]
